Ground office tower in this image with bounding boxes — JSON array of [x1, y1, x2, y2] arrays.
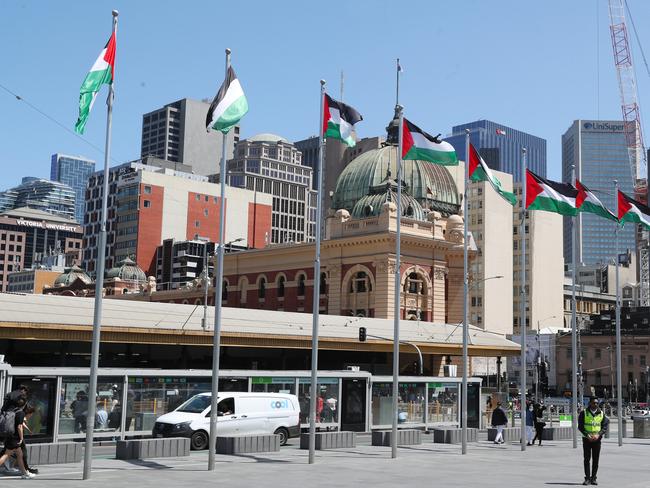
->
[[445, 120, 547, 181], [226, 134, 317, 244], [140, 98, 240, 176], [562, 120, 637, 266], [0, 177, 76, 221], [50, 153, 96, 223]]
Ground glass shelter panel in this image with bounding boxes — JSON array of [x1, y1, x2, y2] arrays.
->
[[58, 376, 122, 436], [126, 377, 212, 432], [298, 378, 339, 424], [427, 382, 459, 424]]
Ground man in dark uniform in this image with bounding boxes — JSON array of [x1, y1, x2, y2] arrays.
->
[[578, 397, 609, 485]]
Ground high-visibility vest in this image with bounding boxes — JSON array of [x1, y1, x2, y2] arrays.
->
[[584, 409, 604, 435]]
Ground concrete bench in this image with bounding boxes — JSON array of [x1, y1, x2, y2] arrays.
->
[[432, 427, 477, 444], [371, 429, 422, 446], [633, 418, 650, 439], [487, 427, 521, 442], [116, 438, 190, 460], [216, 435, 280, 454], [299, 431, 356, 450], [541, 426, 573, 441], [26, 442, 82, 465]]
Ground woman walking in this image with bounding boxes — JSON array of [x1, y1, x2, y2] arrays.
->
[[526, 401, 535, 445], [532, 401, 546, 446]]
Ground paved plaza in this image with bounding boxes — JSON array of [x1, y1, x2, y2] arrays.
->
[[2, 431, 649, 487]]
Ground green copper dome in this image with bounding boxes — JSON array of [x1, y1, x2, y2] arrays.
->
[[106, 257, 146, 282], [54, 265, 91, 287], [332, 145, 460, 217]]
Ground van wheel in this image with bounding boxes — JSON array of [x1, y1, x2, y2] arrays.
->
[[191, 430, 209, 450], [274, 427, 289, 446]]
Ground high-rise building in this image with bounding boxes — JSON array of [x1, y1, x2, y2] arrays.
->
[[0, 177, 76, 221], [50, 154, 95, 223], [445, 120, 547, 180], [225, 134, 317, 244], [140, 98, 240, 176], [512, 184, 565, 334], [562, 120, 637, 266], [0, 207, 82, 292], [83, 157, 272, 277]]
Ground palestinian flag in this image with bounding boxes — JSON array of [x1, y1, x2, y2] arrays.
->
[[74, 31, 116, 135], [402, 118, 458, 166], [618, 190, 650, 229], [526, 170, 578, 216], [468, 143, 516, 205], [323, 94, 362, 147], [576, 180, 616, 221], [206, 66, 248, 134]]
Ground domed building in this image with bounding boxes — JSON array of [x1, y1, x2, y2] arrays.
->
[[333, 145, 461, 218], [53, 265, 92, 288]]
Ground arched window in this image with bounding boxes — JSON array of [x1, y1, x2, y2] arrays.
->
[[349, 271, 371, 293], [258, 277, 266, 299], [297, 274, 306, 296], [320, 272, 327, 295], [277, 276, 285, 298], [405, 272, 425, 294], [222, 280, 228, 301], [195, 298, 202, 305]]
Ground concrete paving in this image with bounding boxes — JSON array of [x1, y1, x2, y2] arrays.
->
[[2, 433, 649, 487]]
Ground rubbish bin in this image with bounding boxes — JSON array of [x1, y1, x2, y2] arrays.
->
[[633, 417, 650, 439]]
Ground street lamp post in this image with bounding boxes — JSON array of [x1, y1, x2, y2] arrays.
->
[[461, 273, 503, 454]]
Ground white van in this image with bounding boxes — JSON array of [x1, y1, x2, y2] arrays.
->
[[152, 392, 300, 449]]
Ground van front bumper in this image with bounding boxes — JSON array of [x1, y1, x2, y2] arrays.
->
[[152, 421, 193, 438]]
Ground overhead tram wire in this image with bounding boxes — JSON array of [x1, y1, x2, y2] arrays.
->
[[0, 81, 122, 165]]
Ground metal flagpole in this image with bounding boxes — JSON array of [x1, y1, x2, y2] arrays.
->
[[571, 165, 579, 449], [83, 10, 118, 480], [615, 180, 623, 446], [461, 129, 470, 454], [207, 47, 231, 471], [391, 104, 404, 459], [519, 148, 527, 452], [308, 79, 326, 465]]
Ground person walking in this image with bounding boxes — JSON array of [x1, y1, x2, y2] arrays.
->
[[526, 401, 535, 446], [0, 400, 36, 479], [491, 401, 508, 444], [532, 402, 546, 446], [578, 397, 609, 486]]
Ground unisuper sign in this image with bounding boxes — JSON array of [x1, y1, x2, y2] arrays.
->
[[16, 219, 78, 232], [583, 121, 625, 132]]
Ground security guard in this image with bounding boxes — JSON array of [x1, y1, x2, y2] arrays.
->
[[578, 397, 609, 485]]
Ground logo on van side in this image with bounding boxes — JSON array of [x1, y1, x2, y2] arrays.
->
[[271, 399, 289, 409]]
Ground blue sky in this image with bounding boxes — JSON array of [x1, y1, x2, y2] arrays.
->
[[2, 0, 650, 187]]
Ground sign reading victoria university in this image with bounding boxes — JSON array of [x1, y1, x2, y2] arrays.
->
[[15, 218, 80, 233]]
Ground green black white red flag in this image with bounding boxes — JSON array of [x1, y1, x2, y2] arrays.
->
[[323, 94, 363, 147], [206, 66, 248, 134], [75, 31, 116, 134], [526, 170, 578, 216], [618, 190, 650, 229], [575, 180, 616, 221], [468, 143, 516, 205], [402, 118, 458, 166]]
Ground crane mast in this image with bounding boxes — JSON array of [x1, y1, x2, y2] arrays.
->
[[608, 0, 649, 307]]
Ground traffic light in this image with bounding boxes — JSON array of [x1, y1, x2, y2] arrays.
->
[[358, 327, 367, 342]]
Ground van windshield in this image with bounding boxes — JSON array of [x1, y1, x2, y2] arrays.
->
[[176, 395, 212, 413]]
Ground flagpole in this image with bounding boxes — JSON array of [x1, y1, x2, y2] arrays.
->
[[391, 104, 404, 459], [571, 165, 579, 449], [461, 129, 470, 455], [395, 58, 400, 106], [83, 10, 118, 480], [519, 147, 527, 452], [615, 180, 623, 447], [207, 47, 231, 472], [308, 79, 326, 465]]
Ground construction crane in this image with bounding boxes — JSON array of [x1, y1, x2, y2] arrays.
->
[[608, 0, 649, 306]]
